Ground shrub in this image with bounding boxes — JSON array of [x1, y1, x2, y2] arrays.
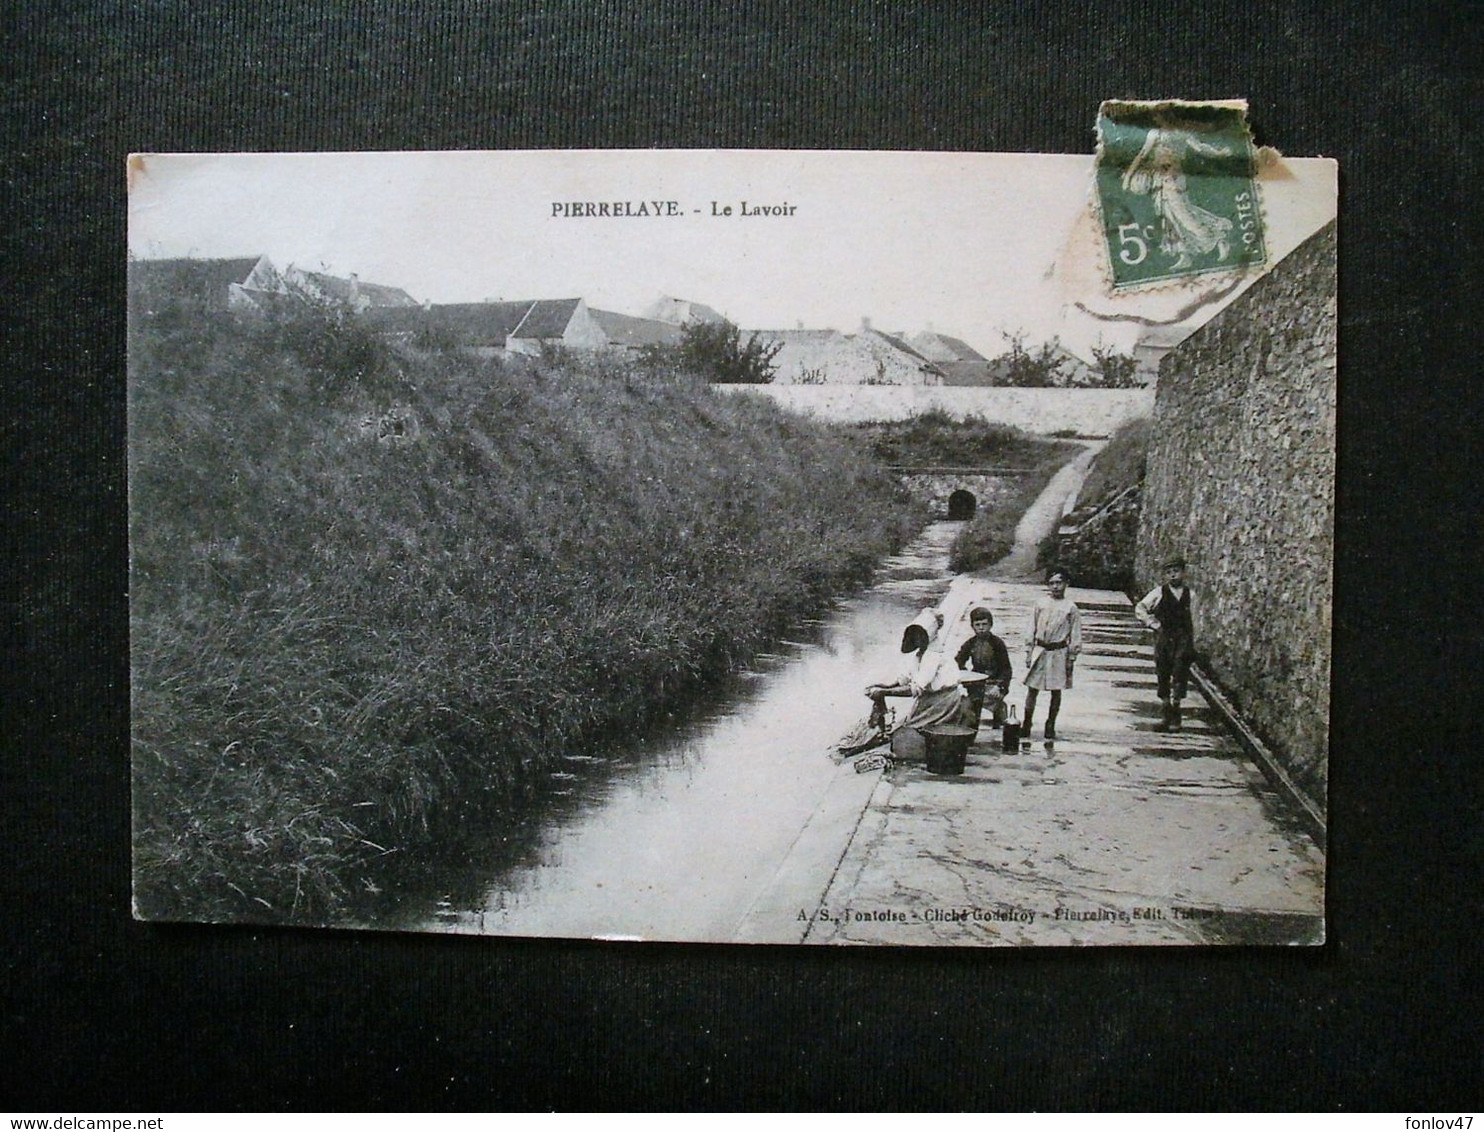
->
[[1075, 417, 1150, 512], [996, 332, 1069, 388], [642, 320, 782, 383], [1085, 343, 1142, 388]]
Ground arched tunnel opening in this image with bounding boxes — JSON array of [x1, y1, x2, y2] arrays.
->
[[947, 489, 977, 520]]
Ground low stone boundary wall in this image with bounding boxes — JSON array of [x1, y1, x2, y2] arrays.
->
[[893, 470, 1020, 519], [715, 384, 1154, 436]]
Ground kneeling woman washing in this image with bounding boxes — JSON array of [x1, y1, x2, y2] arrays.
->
[[865, 607, 967, 760]]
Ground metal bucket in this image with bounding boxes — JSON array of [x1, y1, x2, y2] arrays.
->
[[924, 724, 975, 775]]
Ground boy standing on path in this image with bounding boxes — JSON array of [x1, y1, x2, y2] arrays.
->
[[1134, 555, 1196, 733], [1023, 569, 1082, 743]]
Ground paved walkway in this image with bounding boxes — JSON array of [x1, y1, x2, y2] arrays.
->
[[733, 447, 1325, 947], [795, 581, 1326, 946]]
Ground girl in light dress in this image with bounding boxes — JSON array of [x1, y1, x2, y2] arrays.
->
[[1022, 568, 1082, 743]]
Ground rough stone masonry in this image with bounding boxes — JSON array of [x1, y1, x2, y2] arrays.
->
[[1137, 221, 1336, 807]]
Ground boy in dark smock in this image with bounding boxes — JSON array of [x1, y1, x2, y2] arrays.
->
[[955, 607, 1013, 729], [1134, 555, 1196, 732]]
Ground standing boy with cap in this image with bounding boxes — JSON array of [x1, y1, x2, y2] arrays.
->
[[1134, 555, 1196, 732]]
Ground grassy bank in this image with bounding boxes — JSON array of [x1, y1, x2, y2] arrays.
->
[[1036, 417, 1151, 587], [852, 409, 1073, 470], [1067, 417, 1149, 519], [129, 288, 923, 923]]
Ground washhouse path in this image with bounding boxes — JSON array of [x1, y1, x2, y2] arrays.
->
[[993, 441, 1101, 581], [736, 451, 1326, 947]]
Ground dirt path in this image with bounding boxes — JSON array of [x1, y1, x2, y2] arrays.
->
[[988, 442, 1103, 581]]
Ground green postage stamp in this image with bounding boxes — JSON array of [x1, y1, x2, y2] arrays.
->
[[1096, 99, 1266, 289]]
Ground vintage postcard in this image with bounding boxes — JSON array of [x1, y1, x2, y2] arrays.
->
[[128, 134, 1335, 945]]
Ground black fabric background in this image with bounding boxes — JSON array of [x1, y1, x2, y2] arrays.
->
[[5, 1, 1480, 1112]]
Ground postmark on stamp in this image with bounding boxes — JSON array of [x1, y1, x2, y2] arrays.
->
[[1096, 99, 1266, 289]]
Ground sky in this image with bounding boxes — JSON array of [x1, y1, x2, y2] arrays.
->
[[128, 149, 1336, 360]]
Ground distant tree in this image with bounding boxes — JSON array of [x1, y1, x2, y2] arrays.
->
[[999, 332, 1069, 387], [1086, 342, 1142, 388], [644, 320, 782, 384]]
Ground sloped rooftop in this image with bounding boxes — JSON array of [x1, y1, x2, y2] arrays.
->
[[512, 298, 582, 339], [364, 301, 533, 346], [644, 296, 729, 326], [908, 331, 989, 364], [129, 256, 263, 307], [294, 269, 417, 308], [590, 309, 684, 348], [353, 280, 418, 307]]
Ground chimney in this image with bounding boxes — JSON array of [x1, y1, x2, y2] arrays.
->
[[348, 272, 362, 310], [796, 320, 803, 330], [860, 316, 872, 333]]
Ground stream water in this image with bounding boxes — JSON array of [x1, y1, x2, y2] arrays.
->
[[364, 521, 965, 941]]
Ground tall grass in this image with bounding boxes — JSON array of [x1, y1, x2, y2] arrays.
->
[[129, 285, 922, 923]]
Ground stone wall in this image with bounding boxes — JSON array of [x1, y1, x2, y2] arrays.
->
[[715, 384, 1153, 436], [894, 471, 1020, 519], [1137, 222, 1336, 804]]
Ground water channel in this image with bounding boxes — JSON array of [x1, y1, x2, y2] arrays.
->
[[367, 520, 965, 942]]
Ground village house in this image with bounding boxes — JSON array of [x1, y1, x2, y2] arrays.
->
[[751, 320, 945, 385], [1049, 343, 1100, 386], [506, 298, 608, 355], [363, 301, 528, 354], [853, 326, 945, 385], [906, 330, 998, 386], [364, 298, 608, 356], [280, 265, 418, 312], [227, 254, 292, 310], [589, 309, 685, 351], [129, 254, 422, 316], [1128, 323, 1190, 384], [644, 295, 730, 326], [128, 255, 271, 314]]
